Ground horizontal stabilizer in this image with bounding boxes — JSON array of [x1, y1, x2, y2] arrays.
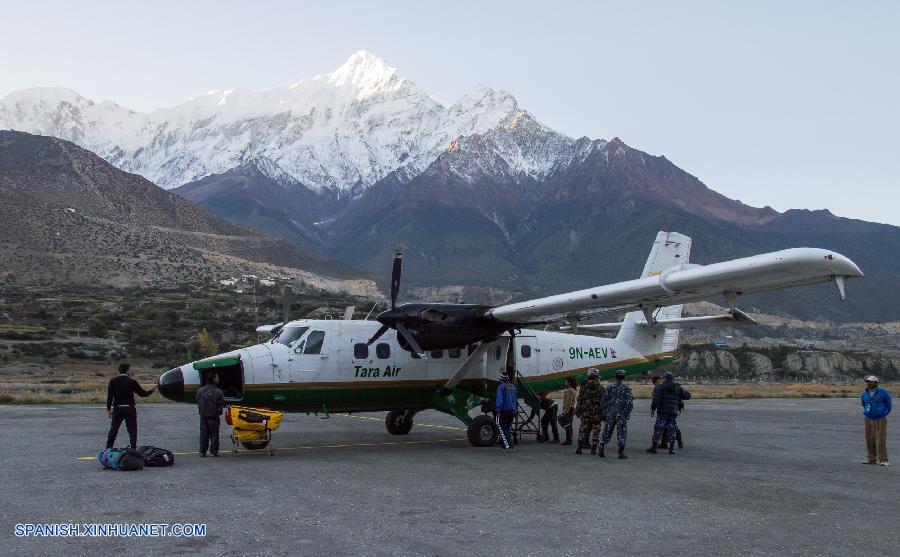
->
[[563, 308, 759, 331]]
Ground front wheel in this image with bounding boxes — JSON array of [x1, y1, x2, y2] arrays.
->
[[467, 415, 499, 447], [386, 410, 414, 435], [241, 440, 270, 451]]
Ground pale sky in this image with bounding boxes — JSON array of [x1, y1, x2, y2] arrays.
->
[[2, 1, 897, 225]]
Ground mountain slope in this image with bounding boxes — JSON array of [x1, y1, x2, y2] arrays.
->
[[0, 52, 549, 195], [0, 131, 372, 291]]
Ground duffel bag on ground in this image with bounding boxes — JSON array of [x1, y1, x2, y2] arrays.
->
[[98, 448, 144, 471], [137, 446, 175, 467]]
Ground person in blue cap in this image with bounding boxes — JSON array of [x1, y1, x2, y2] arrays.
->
[[598, 369, 634, 459]]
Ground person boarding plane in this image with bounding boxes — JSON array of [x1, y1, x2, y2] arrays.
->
[[157, 231, 862, 448]]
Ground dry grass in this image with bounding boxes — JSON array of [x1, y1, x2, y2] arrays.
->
[[630, 382, 872, 399], [0, 379, 168, 404]]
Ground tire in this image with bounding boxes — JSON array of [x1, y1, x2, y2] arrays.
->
[[240, 440, 270, 450], [468, 414, 499, 447], [385, 410, 414, 435]]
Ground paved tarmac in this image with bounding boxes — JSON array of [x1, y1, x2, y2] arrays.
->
[[0, 398, 897, 556]]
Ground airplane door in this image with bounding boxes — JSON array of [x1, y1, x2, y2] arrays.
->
[[515, 336, 539, 376], [289, 329, 329, 382]]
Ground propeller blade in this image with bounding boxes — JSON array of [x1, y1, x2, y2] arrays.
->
[[396, 323, 425, 357], [366, 324, 390, 345], [390, 250, 402, 309]]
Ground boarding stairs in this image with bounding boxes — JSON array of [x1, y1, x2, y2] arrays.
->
[[510, 370, 542, 443]]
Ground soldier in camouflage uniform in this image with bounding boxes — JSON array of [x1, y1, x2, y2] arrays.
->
[[574, 368, 605, 455], [598, 369, 634, 459]]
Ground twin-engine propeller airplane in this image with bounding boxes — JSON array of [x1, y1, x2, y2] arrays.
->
[[157, 231, 862, 447]]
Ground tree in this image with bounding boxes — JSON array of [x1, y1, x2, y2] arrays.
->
[[198, 329, 219, 357], [88, 319, 108, 338]]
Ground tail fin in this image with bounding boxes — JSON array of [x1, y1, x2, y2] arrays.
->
[[616, 231, 692, 355]]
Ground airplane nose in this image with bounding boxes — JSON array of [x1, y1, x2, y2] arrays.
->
[[157, 367, 185, 402]]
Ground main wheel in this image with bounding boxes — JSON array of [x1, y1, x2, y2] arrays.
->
[[385, 410, 414, 435], [241, 440, 270, 450], [468, 414, 499, 447]]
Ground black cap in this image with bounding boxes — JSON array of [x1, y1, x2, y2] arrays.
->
[[118, 363, 130, 374], [664, 371, 674, 378], [615, 369, 625, 378]]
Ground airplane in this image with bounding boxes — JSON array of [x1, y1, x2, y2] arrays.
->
[[156, 231, 863, 448]]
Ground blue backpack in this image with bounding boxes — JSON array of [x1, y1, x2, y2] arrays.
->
[[98, 448, 124, 470]]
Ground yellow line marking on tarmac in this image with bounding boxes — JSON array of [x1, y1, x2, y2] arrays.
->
[[336, 413, 466, 431], [77, 437, 467, 461]]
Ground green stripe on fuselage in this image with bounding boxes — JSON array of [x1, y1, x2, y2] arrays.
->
[[180, 353, 674, 415]]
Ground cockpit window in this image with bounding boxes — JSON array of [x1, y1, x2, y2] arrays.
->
[[303, 330, 326, 355], [273, 326, 309, 346]]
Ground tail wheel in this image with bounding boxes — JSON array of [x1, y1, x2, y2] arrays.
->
[[467, 414, 499, 447], [386, 410, 414, 435]]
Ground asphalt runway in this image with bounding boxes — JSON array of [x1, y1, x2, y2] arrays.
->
[[1, 398, 897, 556]]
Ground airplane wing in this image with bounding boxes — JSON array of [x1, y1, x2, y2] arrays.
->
[[487, 239, 863, 325]]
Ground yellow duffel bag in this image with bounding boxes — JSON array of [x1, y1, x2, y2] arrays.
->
[[225, 405, 284, 432]]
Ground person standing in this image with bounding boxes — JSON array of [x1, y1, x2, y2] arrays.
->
[[861, 375, 891, 466], [649, 371, 690, 454], [529, 391, 560, 443], [106, 363, 156, 449], [561, 377, 578, 445], [495, 372, 518, 452], [197, 372, 226, 457], [575, 368, 605, 455], [598, 369, 634, 459]]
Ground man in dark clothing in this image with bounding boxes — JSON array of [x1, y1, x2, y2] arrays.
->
[[106, 363, 156, 448], [575, 368, 605, 455], [528, 391, 560, 443], [598, 369, 634, 459], [197, 372, 226, 457], [648, 375, 684, 449], [649, 371, 691, 454]]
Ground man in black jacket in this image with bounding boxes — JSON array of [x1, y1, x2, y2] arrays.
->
[[648, 371, 690, 454], [197, 372, 225, 457], [528, 391, 560, 443], [106, 363, 156, 448]]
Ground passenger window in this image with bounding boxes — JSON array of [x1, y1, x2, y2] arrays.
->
[[430, 349, 443, 359], [354, 343, 369, 359], [493, 345, 502, 361], [449, 347, 461, 358], [376, 343, 390, 359], [303, 331, 325, 354], [521, 345, 531, 358]]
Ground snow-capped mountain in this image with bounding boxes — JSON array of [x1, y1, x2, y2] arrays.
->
[[0, 51, 575, 194]]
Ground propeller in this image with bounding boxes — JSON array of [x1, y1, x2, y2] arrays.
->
[[367, 250, 407, 347], [390, 250, 401, 309]]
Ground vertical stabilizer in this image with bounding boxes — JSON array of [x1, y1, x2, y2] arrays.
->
[[617, 231, 692, 355]]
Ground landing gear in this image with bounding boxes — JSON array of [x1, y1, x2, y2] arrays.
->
[[467, 415, 499, 447], [385, 410, 415, 435]]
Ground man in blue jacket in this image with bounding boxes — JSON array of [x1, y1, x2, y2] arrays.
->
[[862, 375, 891, 466], [495, 372, 518, 452]]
